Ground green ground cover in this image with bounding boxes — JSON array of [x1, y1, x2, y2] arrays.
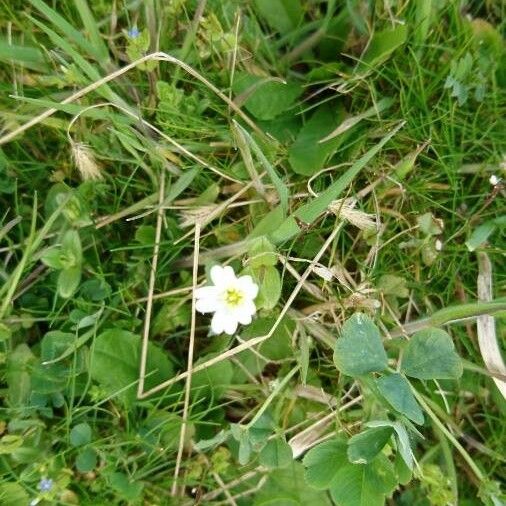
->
[[0, 1, 505, 505]]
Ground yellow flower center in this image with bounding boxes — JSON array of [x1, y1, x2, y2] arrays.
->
[[224, 287, 244, 307]]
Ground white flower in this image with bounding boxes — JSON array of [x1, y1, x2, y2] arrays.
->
[[195, 265, 259, 335], [435, 239, 443, 251], [489, 174, 500, 186]]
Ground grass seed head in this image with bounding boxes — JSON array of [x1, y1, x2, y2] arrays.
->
[[71, 141, 102, 181]]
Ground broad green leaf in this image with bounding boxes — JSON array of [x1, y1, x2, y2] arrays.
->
[[347, 426, 393, 464], [31, 331, 78, 394], [241, 316, 293, 361], [109, 472, 143, 501], [0, 435, 23, 454], [41, 331, 75, 362], [303, 439, 349, 490], [375, 373, 424, 425], [231, 425, 252, 465], [70, 423, 92, 447], [0, 323, 11, 341], [6, 344, 35, 407], [250, 205, 286, 238], [367, 420, 414, 470], [401, 328, 463, 380], [271, 121, 404, 243], [359, 25, 408, 70], [254, 265, 282, 310], [259, 437, 293, 468], [377, 275, 409, 298], [254, 462, 332, 506], [90, 329, 174, 404], [254, 0, 303, 35], [62, 229, 83, 265], [329, 455, 398, 506], [58, 266, 82, 299], [233, 73, 302, 120], [417, 213, 443, 236], [194, 429, 229, 452], [333, 313, 388, 377], [0, 483, 30, 506], [394, 451, 412, 485], [249, 413, 276, 446], [413, 0, 433, 46], [465, 218, 505, 251], [192, 354, 233, 402], [41, 247, 64, 269], [288, 105, 345, 176], [248, 236, 278, 268], [76, 447, 97, 472]]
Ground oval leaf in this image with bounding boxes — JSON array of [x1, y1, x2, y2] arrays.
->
[[375, 373, 424, 425], [70, 422, 92, 447]]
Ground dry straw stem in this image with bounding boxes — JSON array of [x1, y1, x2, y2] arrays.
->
[[137, 172, 166, 398], [138, 221, 344, 398], [171, 223, 201, 496], [477, 252, 506, 399]]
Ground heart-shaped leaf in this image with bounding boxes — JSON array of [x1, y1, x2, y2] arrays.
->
[[347, 426, 393, 464], [329, 454, 397, 506], [259, 437, 293, 468], [333, 313, 388, 377], [401, 328, 463, 380], [302, 439, 348, 489]]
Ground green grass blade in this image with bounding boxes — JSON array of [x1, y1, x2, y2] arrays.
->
[[270, 121, 405, 243], [73, 0, 110, 63]]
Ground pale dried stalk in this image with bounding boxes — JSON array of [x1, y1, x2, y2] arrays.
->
[[477, 253, 506, 399], [137, 173, 165, 397], [171, 223, 201, 495], [289, 395, 362, 458]]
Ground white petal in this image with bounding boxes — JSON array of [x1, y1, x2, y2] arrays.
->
[[234, 300, 257, 325], [194, 286, 219, 299], [211, 265, 236, 287], [195, 297, 219, 314], [237, 275, 259, 299], [223, 317, 239, 335], [211, 312, 226, 334], [236, 310, 252, 325]]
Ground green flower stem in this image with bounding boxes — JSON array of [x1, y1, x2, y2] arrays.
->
[[412, 389, 485, 482], [389, 300, 506, 337], [0, 194, 70, 320], [246, 365, 299, 430]]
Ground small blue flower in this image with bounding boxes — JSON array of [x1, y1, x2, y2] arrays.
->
[[128, 27, 140, 38], [38, 478, 53, 492]]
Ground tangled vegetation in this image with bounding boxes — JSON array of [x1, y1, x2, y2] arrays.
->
[[0, 1, 505, 505]]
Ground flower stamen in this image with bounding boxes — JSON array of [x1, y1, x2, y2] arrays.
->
[[224, 288, 244, 307]]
